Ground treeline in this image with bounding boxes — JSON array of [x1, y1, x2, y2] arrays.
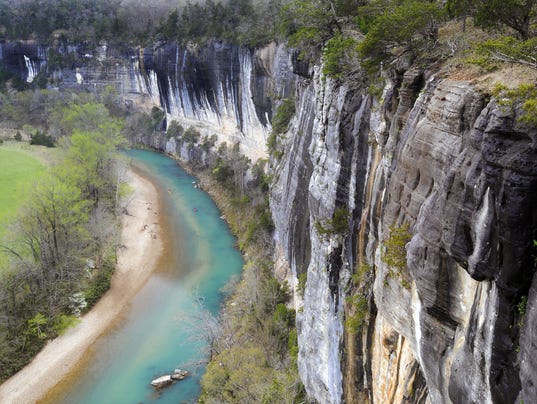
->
[[0, 0, 123, 45], [2, 0, 536, 75], [0, 85, 125, 135], [0, 91, 126, 381], [0, 0, 283, 47], [280, 0, 537, 78], [156, 0, 284, 47]]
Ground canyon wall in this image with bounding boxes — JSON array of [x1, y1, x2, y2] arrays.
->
[[2, 40, 536, 404]]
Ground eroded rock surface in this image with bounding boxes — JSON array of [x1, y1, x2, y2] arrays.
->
[[6, 40, 536, 404]]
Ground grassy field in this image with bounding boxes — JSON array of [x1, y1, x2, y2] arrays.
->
[[0, 143, 47, 242]]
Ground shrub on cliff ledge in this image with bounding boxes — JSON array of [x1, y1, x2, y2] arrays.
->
[[322, 33, 359, 79], [493, 83, 537, 126], [382, 223, 412, 289], [272, 98, 296, 135], [345, 294, 368, 332], [315, 207, 350, 238], [382, 223, 411, 272]]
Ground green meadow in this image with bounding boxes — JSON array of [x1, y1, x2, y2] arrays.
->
[[0, 145, 46, 241]]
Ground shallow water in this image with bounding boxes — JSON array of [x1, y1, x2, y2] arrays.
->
[[54, 149, 243, 403]]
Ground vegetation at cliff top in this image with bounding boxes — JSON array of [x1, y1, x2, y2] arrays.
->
[[491, 83, 537, 126], [1, 0, 537, 86]]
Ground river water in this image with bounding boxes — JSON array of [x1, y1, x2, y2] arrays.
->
[[52, 149, 243, 403]]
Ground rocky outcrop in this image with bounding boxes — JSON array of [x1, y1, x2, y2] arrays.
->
[[271, 67, 536, 404], [130, 41, 301, 161], [371, 79, 536, 404], [271, 67, 372, 402]]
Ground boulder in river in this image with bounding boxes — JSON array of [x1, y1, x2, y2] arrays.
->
[[151, 375, 173, 388], [171, 369, 189, 380], [151, 369, 189, 388]]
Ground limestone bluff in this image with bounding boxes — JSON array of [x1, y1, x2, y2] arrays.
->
[[4, 40, 536, 404]]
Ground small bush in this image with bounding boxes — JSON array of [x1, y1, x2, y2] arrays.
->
[[288, 328, 299, 364], [150, 106, 165, 130], [331, 207, 350, 233], [201, 134, 217, 151], [166, 120, 184, 138], [345, 294, 368, 332], [322, 33, 358, 79], [84, 264, 114, 309], [473, 36, 537, 71], [267, 131, 285, 161], [183, 126, 201, 144], [271, 303, 296, 351], [30, 132, 55, 147], [382, 223, 412, 289], [518, 295, 528, 316], [26, 313, 48, 340], [297, 272, 307, 297], [315, 207, 350, 238], [382, 223, 411, 271], [53, 314, 81, 335], [352, 262, 372, 285], [492, 83, 537, 126], [211, 158, 234, 188], [358, 0, 445, 70], [272, 98, 295, 134], [267, 132, 278, 152]]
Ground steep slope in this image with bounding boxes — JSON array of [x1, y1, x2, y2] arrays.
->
[[3, 40, 536, 404], [271, 61, 536, 403]]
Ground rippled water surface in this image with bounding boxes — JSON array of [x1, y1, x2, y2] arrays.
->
[[54, 149, 243, 403]]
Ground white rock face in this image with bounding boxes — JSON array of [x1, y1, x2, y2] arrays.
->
[[273, 64, 537, 404], [272, 66, 372, 403], [122, 42, 298, 162], [24, 55, 38, 83], [298, 75, 345, 404]]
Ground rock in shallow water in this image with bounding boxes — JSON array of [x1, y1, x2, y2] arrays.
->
[[151, 369, 189, 388], [151, 375, 173, 388]]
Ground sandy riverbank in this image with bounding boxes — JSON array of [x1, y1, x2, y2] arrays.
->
[[0, 169, 163, 404]]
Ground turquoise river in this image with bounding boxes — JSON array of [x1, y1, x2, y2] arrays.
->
[[52, 149, 244, 403]]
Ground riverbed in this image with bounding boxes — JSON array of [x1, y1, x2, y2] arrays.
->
[[47, 149, 243, 403]]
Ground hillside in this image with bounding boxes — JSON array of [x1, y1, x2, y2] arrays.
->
[[0, 1, 536, 403]]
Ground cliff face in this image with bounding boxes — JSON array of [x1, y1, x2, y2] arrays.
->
[[0, 42, 47, 83], [4, 41, 536, 404], [0, 40, 297, 161], [129, 41, 301, 161], [270, 62, 536, 404]]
